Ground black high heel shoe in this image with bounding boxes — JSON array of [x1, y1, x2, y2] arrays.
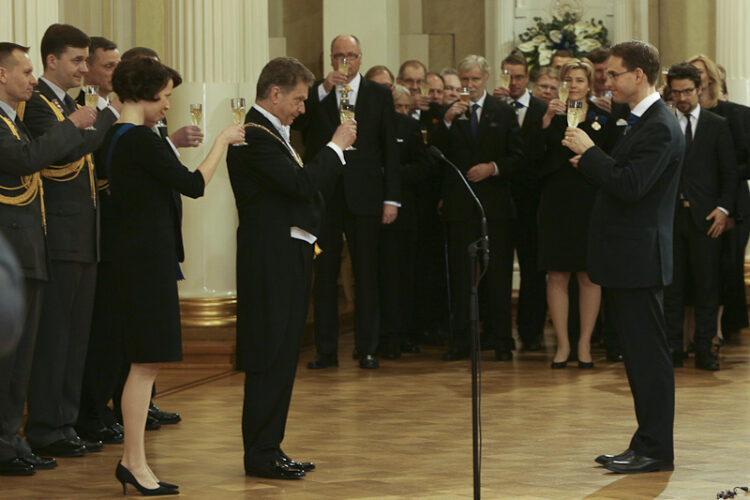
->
[[159, 482, 179, 490], [115, 462, 179, 496], [578, 360, 594, 369], [550, 361, 567, 369]]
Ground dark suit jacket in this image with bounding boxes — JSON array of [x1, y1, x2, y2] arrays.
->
[[579, 98, 684, 288], [418, 101, 444, 134], [430, 93, 524, 221], [228, 107, 343, 372], [680, 108, 737, 230], [511, 95, 547, 215], [0, 105, 84, 280], [292, 76, 400, 215], [23, 79, 117, 264]]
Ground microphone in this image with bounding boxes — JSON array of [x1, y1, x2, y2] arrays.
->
[[428, 146, 490, 265]]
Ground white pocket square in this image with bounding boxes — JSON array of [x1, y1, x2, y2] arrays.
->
[[616, 118, 628, 126]]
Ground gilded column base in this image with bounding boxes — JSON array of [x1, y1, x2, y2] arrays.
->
[[180, 296, 237, 328]]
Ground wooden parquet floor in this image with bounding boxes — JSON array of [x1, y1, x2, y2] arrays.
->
[[3, 329, 750, 499]]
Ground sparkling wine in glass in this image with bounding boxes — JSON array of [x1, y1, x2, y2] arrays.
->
[[500, 68, 511, 88], [189, 103, 202, 126], [230, 97, 247, 146], [420, 81, 431, 97], [558, 81, 569, 103], [339, 57, 349, 76], [567, 100, 584, 128], [457, 87, 471, 120], [339, 102, 356, 151], [662, 67, 669, 87], [82, 85, 98, 130]]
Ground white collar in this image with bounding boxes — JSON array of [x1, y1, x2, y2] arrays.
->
[[683, 103, 701, 121], [0, 99, 17, 122], [39, 76, 69, 103], [252, 103, 290, 142], [339, 72, 362, 93], [515, 89, 531, 107], [630, 91, 661, 117], [471, 90, 488, 107]]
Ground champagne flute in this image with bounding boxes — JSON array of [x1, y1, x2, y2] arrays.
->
[[420, 81, 431, 97], [662, 67, 669, 88], [339, 57, 349, 76], [420, 127, 428, 145], [558, 81, 569, 103], [230, 97, 247, 146], [457, 87, 471, 120], [82, 85, 99, 130], [339, 101, 357, 151], [189, 103, 202, 126], [567, 100, 583, 128], [500, 68, 511, 89]]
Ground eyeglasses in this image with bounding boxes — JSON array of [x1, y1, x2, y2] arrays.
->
[[606, 69, 634, 80], [332, 53, 360, 61], [670, 88, 696, 97]]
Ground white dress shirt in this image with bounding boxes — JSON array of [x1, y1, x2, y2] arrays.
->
[[513, 89, 531, 127]]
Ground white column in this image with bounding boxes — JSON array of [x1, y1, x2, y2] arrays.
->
[[613, 0, 648, 44], [484, 0, 515, 90], [0, 0, 58, 72], [716, 0, 750, 106], [163, 0, 269, 300], [323, 0, 400, 76]]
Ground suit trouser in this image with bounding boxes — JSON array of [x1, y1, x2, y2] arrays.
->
[[379, 225, 415, 344], [25, 260, 96, 447], [664, 206, 720, 354], [604, 287, 674, 463], [447, 219, 515, 352], [77, 261, 124, 432], [719, 220, 750, 333], [0, 279, 43, 460], [511, 210, 547, 346], [313, 193, 381, 356], [243, 240, 312, 468]]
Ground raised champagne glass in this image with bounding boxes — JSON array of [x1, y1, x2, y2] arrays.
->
[[567, 100, 584, 128], [558, 81, 570, 103], [457, 86, 471, 120], [339, 89, 356, 151], [420, 81, 431, 97], [230, 97, 247, 146], [189, 103, 202, 126], [82, 85, 99, 130], [500, 68, 511, 89], [339, 57, 349, 76]]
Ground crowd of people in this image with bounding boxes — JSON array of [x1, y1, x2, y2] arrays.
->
[[1, 20, 748, 492]]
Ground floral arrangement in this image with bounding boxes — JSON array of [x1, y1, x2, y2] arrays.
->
[[517, 11, 610, 74]]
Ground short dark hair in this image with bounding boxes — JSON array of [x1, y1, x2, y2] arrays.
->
[[256, 57, 315, 100], [610, 40, 660, 86], [586, 47, 610, 64], [364, 65, 394, 83], [535, 66, 560, 82], [667, 62, 701, 89], [0, 42, 30, 68], [502, 51, 528, 73], [40, 24, 90, 69], [112, 57, 181, 102], [121, 46, 159, 61], [398, 60, 427, 80], [552, 50, 573, 60], [88, 36, 117, 61]]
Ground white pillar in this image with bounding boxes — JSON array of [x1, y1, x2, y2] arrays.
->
[[716, 0, 750, 106], [0, 0, 59, 72], [163, 0, 269, 301], [323, 0, 400, 76], [484, 0, 515, 90], [613, 0, 648, 44]]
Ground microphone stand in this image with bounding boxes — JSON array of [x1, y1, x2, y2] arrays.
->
[[429, 146, 489, 500]]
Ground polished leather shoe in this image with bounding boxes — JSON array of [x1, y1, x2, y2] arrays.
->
[[145, 415, 161, 430], [0, 457, 35, 476], [400, 341, 420, 354], [495, 349, 513, 361], [550, 361, 567, 369], [578, 360, 594, 369], [279, 451, 315, 472], [33, 439, 87, 457], [246, 460, 305, 479], [604, 453, 674, 474], [80, 438, 103, 452], [307, 353, 338, 369], [524, 341, 542, 351], [149, 402, 181, 425], [78, 425, 124, 444], [20, 453, 57, 470], [442, 348, 469, 361], [595, 449, 634, 465], [359, 354, 379, 369], [695, 350, 720, 371]]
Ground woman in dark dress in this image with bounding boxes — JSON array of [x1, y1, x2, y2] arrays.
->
[[107, 57, 243, 495], [537, 58, 618, 368], [690, 54, 750, 342]]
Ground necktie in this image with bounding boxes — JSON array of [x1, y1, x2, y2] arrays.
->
[[511, 100, 523, 111], [684, 113, 693, 150], [624, 112, 638, 134], [64, 94, 78, 114], [470, 103, 480, 138], [14, 115, 30, 143]]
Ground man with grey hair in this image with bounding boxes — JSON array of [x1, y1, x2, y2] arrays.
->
[[228, 56, 356, 479], [431, 54, 523, 362]]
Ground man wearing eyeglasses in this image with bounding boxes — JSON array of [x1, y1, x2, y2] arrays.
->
[[563, 41, 683, 474], [663, 62, 736, 371], [294, 34, 400, 370]]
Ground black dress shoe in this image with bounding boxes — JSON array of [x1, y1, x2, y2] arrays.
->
[[578, 360, 594, 369], [442, 348, 469, 361], [245, 459, 306, 479], [604, 453, 674, 474], [33, 438, 87, 457], [80, 438, 103, 452], [359, 354, 379, 369], [307, 353, 338, 369], [695, 350, 720, 371], [550, 361, 567, 369], [524, 341, 542, 351], [495, 349, 513, 361], [78, 425, 124, 444], [595, 449, 634, 465], [110, 422, 124, 434], [400, 341, 420, 354], [20, 453, 57, 470], [149, 403, 181, 425], [279, 451, 315, 472], [0, 457, 35, 476], [146, 415, 162, 431]]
